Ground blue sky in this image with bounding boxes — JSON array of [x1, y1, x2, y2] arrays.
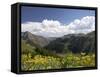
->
[[21, 6, 95, 24]]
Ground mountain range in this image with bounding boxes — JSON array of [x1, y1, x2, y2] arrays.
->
[[21, 31, 95, 54]]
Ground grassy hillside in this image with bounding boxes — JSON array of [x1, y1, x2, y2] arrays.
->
[[21, 40, 95, 71], [21, 31, 95, 71]]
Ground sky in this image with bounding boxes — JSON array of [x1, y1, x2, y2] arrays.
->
[[21, 6, 95, 37], [21, 6, 95, 24]]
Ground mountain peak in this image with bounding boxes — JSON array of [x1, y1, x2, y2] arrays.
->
[[22, 31, 49, 47]]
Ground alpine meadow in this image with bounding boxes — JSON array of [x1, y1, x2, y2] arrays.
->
[[21, 6, 96, 71]]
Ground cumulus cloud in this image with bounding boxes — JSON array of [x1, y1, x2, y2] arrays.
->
[[68, 16, 95, 33], [22, 16, 95, 37]]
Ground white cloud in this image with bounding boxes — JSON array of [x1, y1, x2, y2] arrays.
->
[[22, 16, 95, 37], [67, 16, 95, 34]]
